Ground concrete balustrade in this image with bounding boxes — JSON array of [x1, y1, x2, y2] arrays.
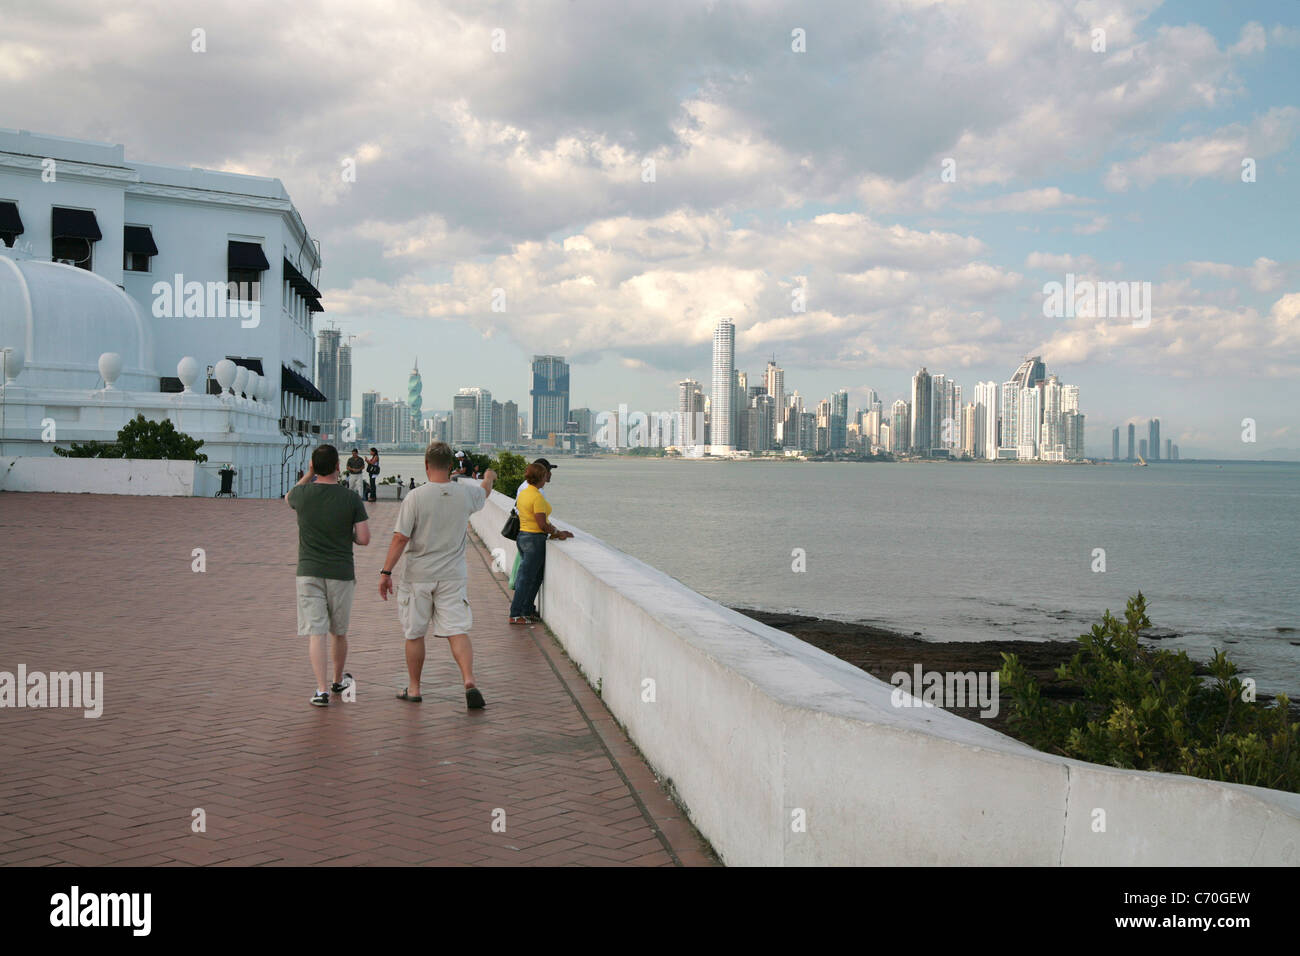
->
[[466, 481, 1300, 866]]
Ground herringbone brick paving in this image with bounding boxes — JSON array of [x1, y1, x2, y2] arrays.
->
[[0, 492, 717, 866]]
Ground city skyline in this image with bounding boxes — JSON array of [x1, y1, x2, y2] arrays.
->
[[99, 1, 1300, 460]]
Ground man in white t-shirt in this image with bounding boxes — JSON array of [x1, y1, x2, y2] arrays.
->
[[378, 441, 495, 709]]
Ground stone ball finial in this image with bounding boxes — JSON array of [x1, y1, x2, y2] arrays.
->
[[177, 356, 200, 392], [98, 352, 123, 389], [3, 346, 24, 385], [245, 370, 259, 401], [233, 366, 249, 397], [214, 359, 237, 392]]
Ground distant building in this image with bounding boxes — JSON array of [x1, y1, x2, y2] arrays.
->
[[974, 381, 999, 460], [362, 390, 379, 442], [1149, 418, 1161, 461], [1112, 427, 1120, 461], [530, 354, 570, 440], [1127, 423, 1136, 461], [710, 320, 735, 454], [677, 380, 705, 449], [910, 368, 932, 456], [1139, 438, 1148, 459], [502, 400, 519, 444], [891, 399, 910, 455]]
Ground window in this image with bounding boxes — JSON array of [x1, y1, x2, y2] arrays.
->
[[227, 240, 269, 301], [227, 267, 262, 301], [123, 225, 157, 273], [52, 236, 94, 271]]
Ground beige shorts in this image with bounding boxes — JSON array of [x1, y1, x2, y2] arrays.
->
[[397, 580, 472, 639], [296, 576, 356, 636]]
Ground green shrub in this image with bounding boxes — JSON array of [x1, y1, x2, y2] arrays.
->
[[53, 415, 207, 462], [1000, 593, 1297, 792], [489, 451, 528, 498]]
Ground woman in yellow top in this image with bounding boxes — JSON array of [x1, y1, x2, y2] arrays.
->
[[510, 462, 572, 624]]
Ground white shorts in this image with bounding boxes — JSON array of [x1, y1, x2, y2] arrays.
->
[[397, 580, 472, 639]]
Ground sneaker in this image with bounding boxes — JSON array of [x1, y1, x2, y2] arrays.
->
[[330, 672, 354, 694], [310, 690, 329, 707], [465, 686, 486, 710]]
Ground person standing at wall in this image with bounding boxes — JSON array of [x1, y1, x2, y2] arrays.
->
[[365, 447, 380, 502], [509, 462, 572, 625]]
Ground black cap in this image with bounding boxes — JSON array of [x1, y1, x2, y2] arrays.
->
[[533, 458, 558, 470]]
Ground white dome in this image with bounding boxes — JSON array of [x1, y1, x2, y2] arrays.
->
[[0, 255, 156, 391]]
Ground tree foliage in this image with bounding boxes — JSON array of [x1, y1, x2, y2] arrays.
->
[[1000, 593, 1297, 792], [52, 414, 207, 462]]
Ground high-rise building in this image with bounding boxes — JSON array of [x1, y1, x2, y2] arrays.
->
[[1149, 418, 1161, 461], [476, 388, 494, 445], [314, 327, 342, 436], [1164, 438, 1172, 460], [1063, 410, 1085, 460], [407, 358, 423, 433], [336, 339, 352, 428], [910, 368, 932, 456], [930, 374, 960, 454], [711, 319, 735, 454], [530, 355, 570, 441], [864, 408, 881, 450], [502, 400, 519, 444], [361, 390, 378, 443], [1139, 438, 1148, 459], [749, 394, 774, 453], [974, 381, 999, 460], [491, 400, 503, 445], [764, 360, 784, 441], [1127, 423, 1136, 461], [999, 356, 1046, 459], [1017, 386, 1041, 459], [1112, 427, 1120, 461], [831, 389, 849, 450], [961, 403, 979, 458], [1171, 444, 1179, 460], [452, 390, 478, 444], [676, 380, 704, 448], [891, 399, 911, 455], [879, 421, 891, 453]]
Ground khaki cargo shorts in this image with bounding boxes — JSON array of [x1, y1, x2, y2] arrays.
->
[[397, 580, 472, 639], [296, 576, 356, 636]]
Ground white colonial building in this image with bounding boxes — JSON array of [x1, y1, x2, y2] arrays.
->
[[0, 129, 329, 497]]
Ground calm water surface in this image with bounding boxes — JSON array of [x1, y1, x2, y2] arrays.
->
[[382, 455, 1300, 697]]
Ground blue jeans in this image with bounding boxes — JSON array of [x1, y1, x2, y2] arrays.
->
[[510, 532, 547, 617]]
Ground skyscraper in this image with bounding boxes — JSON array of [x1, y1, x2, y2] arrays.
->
[[711, 319, 735, 454], [314, 327, 342, 436], [1127, 423, 1136, 461], [502, 400, 519, 444], [677, 379, 705, 449], [910, 368, 932, 456], [453, 387, 490, 445], [1112, 427, 1120, 461], [891, 399, 911, 455], [361, 390, 378, 442], [407, 358, 423, 432], [1149, 418, 1161, 461], [765, 359, 784, 442], [530, 355, 570, 441], [974, 381, 999, 460], [1139, 438, 1148, 459], [831, 389, 849, 450], [1017, 386, 1041, 459]]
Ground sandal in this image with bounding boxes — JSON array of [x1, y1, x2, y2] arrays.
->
[[465, 686, 486, 710], [395, 688, 422, 703]]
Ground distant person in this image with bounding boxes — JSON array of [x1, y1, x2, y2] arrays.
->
[[509, 461, 572, 625], [366, 448, 380, 502], [453, 452, 469, 477], [378, 441, 496, 709], [286, 444, 371, 707], [345, 448, 366, 495]]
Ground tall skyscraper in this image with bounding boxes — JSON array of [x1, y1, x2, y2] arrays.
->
[[1149, 418, 1161, 461], [910, 368, 932, 456], [1139, 438, 1148, 459], [407, 358, 423, 432], [891, 399, 911, 455], [1017, 386, 1041, 459], [831, 389, 849, 450], [314, 328, 342, 435], [502, 400, 519, 444], [1112, 427, 1120, 461], [931, 374, 960, 454], [765, 359, 784, 442], [530, 355, 570, 441], [452, 387, 492, 445], [1127, 423, 1136, 461], [336, 338, 352, 428], [711, 319, 735, 454], [361, 390, 378, 442], [677, 379, 705, 448], [961, 403, 979, 458], [1164, 438, 1172, 460], [974, 381, 999, 460]]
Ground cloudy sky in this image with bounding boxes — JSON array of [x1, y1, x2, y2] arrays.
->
[[3, 0, 1298, 456]]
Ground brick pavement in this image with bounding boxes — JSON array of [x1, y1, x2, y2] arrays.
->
[[0, 492, 717, 866]]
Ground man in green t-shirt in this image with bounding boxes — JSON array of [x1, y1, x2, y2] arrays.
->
[[286, 444, 371, 707]]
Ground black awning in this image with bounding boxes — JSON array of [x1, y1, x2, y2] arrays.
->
[[52, 207, 102, 241], [306, 296, 324, 313], [228, 240, 270, 271], [124, 225, 158, 256], [229, 356, 264, 376], [283, 258, 323, 300], [0, 201, 23, 236], [281, 365, 327, 403]]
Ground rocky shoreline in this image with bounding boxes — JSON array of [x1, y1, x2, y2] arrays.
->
[[732, 607, 1081, 734]]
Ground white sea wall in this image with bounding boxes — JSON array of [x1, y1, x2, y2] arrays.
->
[[465, 482, 1300, 866], [0, 455, 215, 496]]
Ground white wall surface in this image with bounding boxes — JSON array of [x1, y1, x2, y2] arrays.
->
[[1, 456, 200, 496], [465, 482, 1300, 866]]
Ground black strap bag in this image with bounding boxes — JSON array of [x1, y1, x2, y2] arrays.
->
[[501, 509, 520, 541]]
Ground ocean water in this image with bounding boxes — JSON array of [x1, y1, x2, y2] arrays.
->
[[380, 455, 1300, 698]]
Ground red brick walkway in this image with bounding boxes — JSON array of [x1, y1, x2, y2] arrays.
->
[[0, 493, 716, 866]]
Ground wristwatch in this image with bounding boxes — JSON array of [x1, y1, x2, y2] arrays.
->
[[379, 570, 392, 576]]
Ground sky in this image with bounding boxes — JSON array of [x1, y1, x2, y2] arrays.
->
[[2, 0, 1298, 457]]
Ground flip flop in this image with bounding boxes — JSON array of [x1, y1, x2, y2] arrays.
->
[[396, 688, 422, 703], [465, 687, 486, 710]]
